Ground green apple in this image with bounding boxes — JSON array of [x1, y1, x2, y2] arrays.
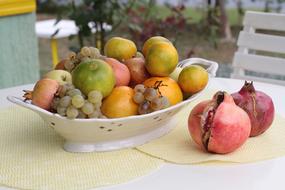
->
[[169, 67, 183, 82], [44, 70, 72, 85]]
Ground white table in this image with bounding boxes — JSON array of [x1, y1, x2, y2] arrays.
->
[[1, 78, 285, 190]]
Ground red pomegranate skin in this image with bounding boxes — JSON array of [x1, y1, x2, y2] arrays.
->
[[188, 92, 251, 154], [188, 100, 211, 148], [232, 82, 275, 137], [24, 78, 59, 110]]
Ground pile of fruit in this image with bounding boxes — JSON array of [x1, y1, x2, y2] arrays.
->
[[21, 35, 276, 155], [23, 36, 209, 119]]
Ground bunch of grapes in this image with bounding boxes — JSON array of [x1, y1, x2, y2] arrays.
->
[[63, 46, 101, 72], [51, 84, 107, 119], [133, 84, 170, 115]]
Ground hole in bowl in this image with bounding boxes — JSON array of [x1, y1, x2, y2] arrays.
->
[[167, 111, 173, 115], [153, 116, 159, 120]]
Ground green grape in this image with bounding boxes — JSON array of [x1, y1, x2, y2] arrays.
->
[[68, 52, 76, 60], [80, 57, 91, 63], [64, 60, 75, 71], [66, 106, 79, 119], [161, 96, 170, 108], [59, 96, 71, 108], [67, 89, 82, 97], [51, 97, 60, 111], [71, 53, 80, 62], [93, 101, 102, 110], [88, 90, 103, 104], [99, 114, 108, 119], [150, 97, 163, 111], [138, 101, 151, 115], [134, 84, 145, 93], [64, 83, 75, 91], [81, 102, 94, 115], [133, 92, 145, 104], [144, 88, 157, 101], [71, 95, 85, 108], [89, 47, 101, 58], [77, 110, 87, 119], [80, 47, 91, 57], [57, 106, 67, 116], [88, 110, 100, 118], [58, 85, 67, 98]]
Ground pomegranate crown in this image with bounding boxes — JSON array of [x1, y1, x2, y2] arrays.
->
[[239, 81, 256, 94]]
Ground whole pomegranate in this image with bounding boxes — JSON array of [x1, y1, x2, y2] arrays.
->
[[23, 78, 59, 110], [232, 81, 275, 137], [188, 92, 251, 154]]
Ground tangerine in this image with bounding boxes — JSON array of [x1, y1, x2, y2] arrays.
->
[[178, 65, 208, 94], [142, 36, 171, 56], [145, 42, 178, 77], [101, 86, 138, 118], [143, 77, 183, 106], [104, 37, 137, 62]]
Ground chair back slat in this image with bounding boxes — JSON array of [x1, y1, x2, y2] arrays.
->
[[237, 32, 285, 54], [233, 52, 285, 76], [243, 11, 285, 31], [231, 11, 285, 85]]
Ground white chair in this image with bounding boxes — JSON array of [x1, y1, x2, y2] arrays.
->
[[231, 11, 285, 86]]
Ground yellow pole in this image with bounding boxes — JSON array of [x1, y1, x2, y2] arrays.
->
[[50, 38, 59, 68], [96, 32, 101, 51]]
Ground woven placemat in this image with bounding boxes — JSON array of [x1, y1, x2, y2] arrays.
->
[[0, 107, 163, 190], [137, 91, 285, 164]]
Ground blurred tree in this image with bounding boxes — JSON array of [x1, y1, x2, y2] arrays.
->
[[126, 0, 189, 48], [68, 0, 135, 52], [276, 0, 285, 12], [236, 0, 244, 24], [250, 0, 285, 12], [217, 0, 232, 40], [206, 0, 233, 42], [264, 0, 274, 12], [37, 0, 70, 13]]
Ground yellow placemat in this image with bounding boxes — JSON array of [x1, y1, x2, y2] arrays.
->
[[0, 107, 163, 190], [137, 90, 285, 164]]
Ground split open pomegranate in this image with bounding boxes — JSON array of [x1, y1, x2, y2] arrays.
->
[[188, 91, 251, 154]]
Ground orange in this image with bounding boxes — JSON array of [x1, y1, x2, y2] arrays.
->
[[145, 42, 179, 77], [178, 65, 208, 94], [143, 77, 183, 106], [142, 36, 171, 56], [104, 37, 137, 62], [101, 86, 138, 118]]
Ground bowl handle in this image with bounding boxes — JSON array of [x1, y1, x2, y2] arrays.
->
[[6, 95, 52, 115], [177, 58, 219, 77]]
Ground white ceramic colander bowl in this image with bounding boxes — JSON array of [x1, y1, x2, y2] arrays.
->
[[7, 58, 218, 152]]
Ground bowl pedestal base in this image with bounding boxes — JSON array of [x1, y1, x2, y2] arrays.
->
[[63, 119, 176, 153]]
